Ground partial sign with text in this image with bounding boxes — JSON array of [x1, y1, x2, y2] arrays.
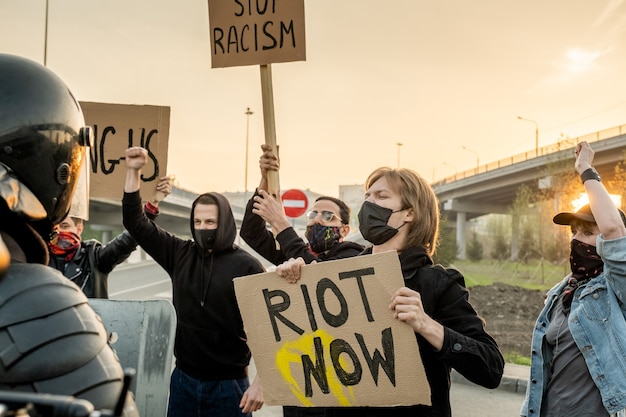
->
[[208, 0, 306, 68], [80, 102, 170, 200]]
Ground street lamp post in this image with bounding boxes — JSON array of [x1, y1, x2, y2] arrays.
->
[[517, 116, 539, 156], [462, 145, 479, 173], [396, 142, 403, 168], [44, 0, 50, 65]]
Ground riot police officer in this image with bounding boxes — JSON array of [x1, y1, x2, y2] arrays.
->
[[0, 53, 138, 416]]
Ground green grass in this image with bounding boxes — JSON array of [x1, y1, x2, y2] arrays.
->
[[503, 352, 532, 366], [449, 258, 569, 292], [448, 258, 569, 366]]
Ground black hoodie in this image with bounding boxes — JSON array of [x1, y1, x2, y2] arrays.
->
[[324, 246, 504, 417], [123, 191, 265, 380]]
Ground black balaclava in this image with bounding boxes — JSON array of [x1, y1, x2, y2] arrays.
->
[[194, 229, 217, 251]]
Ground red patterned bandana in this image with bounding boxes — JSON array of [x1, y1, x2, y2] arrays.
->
[[48, 231, 81, 261]]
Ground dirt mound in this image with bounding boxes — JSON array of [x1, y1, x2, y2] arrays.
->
[[468, 282, 547, 358]]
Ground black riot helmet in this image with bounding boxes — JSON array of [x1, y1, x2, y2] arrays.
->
[[0, 54, 92, 227]]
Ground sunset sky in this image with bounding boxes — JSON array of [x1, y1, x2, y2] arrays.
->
[[2, 0, 626, 197]]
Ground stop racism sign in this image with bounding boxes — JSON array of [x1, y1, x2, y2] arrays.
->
[[281, 189, 308, 218]]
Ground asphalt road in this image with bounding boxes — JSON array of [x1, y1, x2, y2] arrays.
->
[[109, 260, 525, 417]]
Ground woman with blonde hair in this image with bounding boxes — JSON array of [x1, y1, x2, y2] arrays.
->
[[277, 166, 504, 417]]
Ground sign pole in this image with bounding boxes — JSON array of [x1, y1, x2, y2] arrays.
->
[[260, 64, 280, 196]]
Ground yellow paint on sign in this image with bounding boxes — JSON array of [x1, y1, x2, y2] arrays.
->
[[276, 329, 356, 406]]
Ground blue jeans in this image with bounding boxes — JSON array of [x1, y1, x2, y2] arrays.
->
[[167, 367, 251, 417]]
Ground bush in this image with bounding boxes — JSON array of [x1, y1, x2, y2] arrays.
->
[[466, 232, 483, 262], [491, 234, 510, 261], [433, 215, 458, 266], [517, 227, 534, 263]]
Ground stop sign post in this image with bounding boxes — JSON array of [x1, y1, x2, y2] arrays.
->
[[281, 189, 308, 218]]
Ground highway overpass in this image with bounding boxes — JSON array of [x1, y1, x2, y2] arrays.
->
[[432, 124, 626, 258]]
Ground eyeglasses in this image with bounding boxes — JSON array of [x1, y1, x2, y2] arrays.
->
[[306, 210, 339, 222]]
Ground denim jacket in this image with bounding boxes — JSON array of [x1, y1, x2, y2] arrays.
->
[[521, 235, 626, 416]]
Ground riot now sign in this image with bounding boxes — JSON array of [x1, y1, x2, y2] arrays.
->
[[234, 251, 431, 407]]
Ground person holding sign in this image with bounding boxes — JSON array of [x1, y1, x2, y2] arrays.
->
[[276, 166, 504, 417], [521, 142, 626, 417], [241, 144, 363, 266], [241, 146, 363, 417], [48, 177, 171, 298], [122, 147, 266, 417]]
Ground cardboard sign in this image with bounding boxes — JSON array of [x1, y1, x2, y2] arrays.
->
[[208, 0, 306, 68], [80, 102, 170, 200], [234, 251, 431, 407]]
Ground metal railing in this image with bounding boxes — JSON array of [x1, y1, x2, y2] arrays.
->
[[432, 123, 626, 186]]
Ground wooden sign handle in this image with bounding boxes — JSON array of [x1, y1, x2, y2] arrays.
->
[[260, 64, 280, 196]]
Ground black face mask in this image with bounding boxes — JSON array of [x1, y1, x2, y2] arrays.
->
[[194, 228, 217, 251], [358, 201, 405, 245]]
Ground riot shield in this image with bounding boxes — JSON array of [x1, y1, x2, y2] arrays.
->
[[90, 299, 176, 417]]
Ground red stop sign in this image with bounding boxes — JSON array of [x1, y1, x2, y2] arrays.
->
[[281, 189, 308, 218]]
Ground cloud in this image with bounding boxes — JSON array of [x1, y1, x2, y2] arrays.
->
[[593, 0, 626, 28], [563, 48, 604, 74]]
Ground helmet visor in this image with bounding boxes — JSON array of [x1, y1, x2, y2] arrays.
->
[[68, 148, 90, 221]]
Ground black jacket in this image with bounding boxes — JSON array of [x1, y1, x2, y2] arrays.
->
[[48, 230, 137, 298], [240, 189, 364, 265], [0, 203, 136, 415], [326, 246, 504, 417], [123, 190, 265, 380]]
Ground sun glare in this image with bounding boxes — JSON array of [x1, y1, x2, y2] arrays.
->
[[564, 48, 601, 74], [572, 193, 622, 212]]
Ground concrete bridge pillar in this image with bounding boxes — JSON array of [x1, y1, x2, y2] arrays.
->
[[90, 224, 113, 244], [101, 229, 112, 244], [456, 211, 467, 259]]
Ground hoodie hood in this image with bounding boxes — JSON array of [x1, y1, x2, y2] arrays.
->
[[190, 192, 237, 253]]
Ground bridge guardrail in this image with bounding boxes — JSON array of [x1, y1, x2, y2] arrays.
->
[[433, 123, 626, 186]]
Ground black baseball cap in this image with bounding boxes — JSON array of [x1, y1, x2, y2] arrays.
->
[[553, 203, 626, 226]]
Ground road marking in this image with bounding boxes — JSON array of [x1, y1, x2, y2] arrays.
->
[[109, 278, 171, 297]]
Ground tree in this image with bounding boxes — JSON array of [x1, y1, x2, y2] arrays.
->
[[509, 184, 537, 262], [491, 234, 510, 261], [607, 150, 626, 212], [433, 214, 458, 266], [517, 226, 534, 264], [466, 231, 483, 262], [536, 156, 582, 265], [486, 214, 510, 261]]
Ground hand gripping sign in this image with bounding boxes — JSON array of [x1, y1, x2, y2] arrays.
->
[[234, 251, 431, 407]]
